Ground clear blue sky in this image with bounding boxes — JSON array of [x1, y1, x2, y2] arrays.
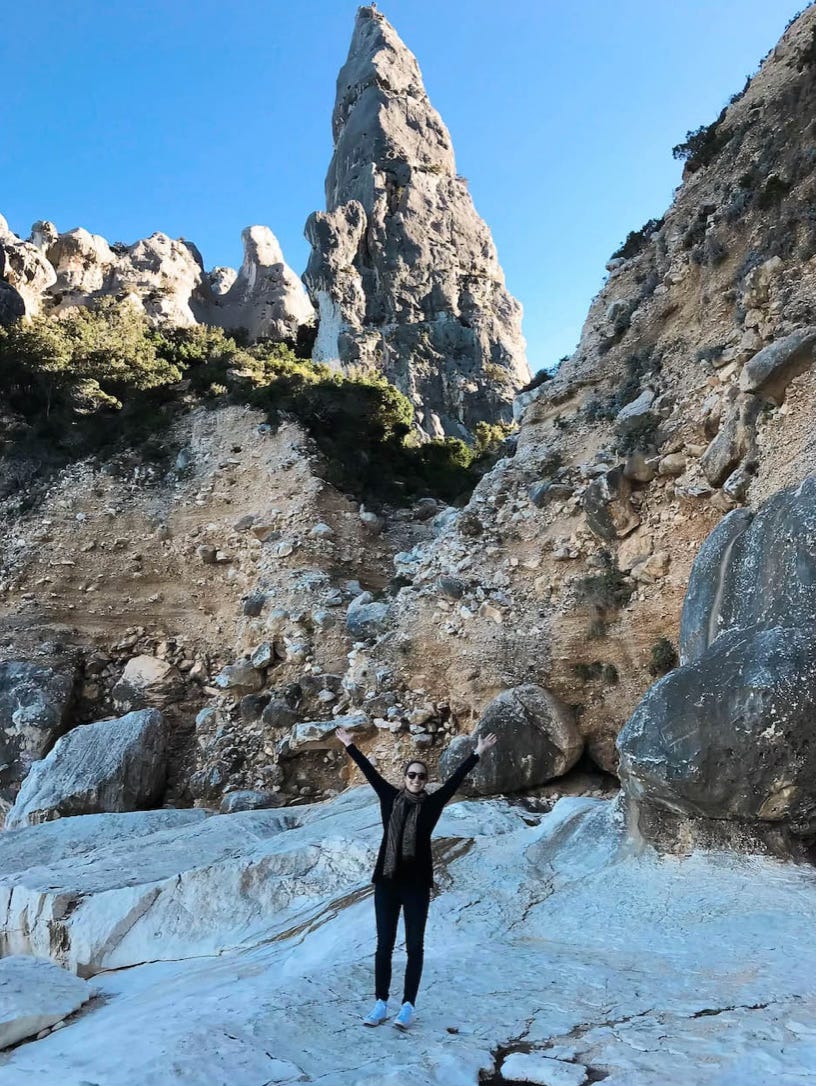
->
[[0, 1, 804, 372]]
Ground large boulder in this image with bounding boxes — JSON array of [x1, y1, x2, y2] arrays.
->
[[618, 625, 816, 831], [614, 388, 656, 433], [582, 466, 641, 540], [620, 475, 816, 853], [679, 508, 753, 664], [0, 661, 77, 810], [111, 655, 183, 712], [5, 709, 169, 828], [438, 684, 583, 796], [345, 592, 390, 640], [0, 956, 92, 1049], [700, 389, 762, 487], [739, 327, 816, 401], [681, 476, 816, 661]]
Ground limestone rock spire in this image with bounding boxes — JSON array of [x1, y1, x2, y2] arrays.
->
[[304, 5, 529, 437]]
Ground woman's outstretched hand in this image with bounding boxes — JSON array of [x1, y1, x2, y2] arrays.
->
[[336, 726, 354, 747], [475, 732, 498, 757]]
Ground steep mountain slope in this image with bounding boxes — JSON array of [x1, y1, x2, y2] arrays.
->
[[366, 5, 816, 774]]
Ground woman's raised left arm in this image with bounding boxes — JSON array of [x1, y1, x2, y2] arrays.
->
[[432, 732, 497, 806]]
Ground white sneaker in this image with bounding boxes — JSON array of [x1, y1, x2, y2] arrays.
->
[[394, 1001, 415, 1030], [363, 999, 389, 1026]]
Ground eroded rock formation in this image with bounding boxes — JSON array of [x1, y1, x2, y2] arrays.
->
[[304, 5, 529, 437], [209, 226, 314, 342], [0, 217, 313, 343]]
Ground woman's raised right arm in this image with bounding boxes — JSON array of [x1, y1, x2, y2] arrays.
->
[[337, 728, 396, 801]]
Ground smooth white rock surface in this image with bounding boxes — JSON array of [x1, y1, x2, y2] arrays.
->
[[0, 956, 92, 1050], [501, 1052, 588, 1085], [0, 795, 815, 1084]]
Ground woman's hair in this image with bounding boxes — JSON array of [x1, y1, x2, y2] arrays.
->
[[402, 759, 429, 777]]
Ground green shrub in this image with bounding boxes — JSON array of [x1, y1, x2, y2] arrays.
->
[[603, 663, 619, 684], [586, 347, 661, 439], [616, 414, 660, 455], [757, 175, 794, 210], [572, 661, 619, 684], [610, 217, 664, 262], [576, 552, 633, 638], [473, 420, 514, 459], [518, 368, 552, 394], [584, 396, 618, 423], [672, 109, 731, 171], [0, 303, 491, 505], [482, 361, 514, 386], [0, 299, 180, 418], [648, 637, 679, 676], [573, 661, 602, 682], [577, 556, 633, 611]]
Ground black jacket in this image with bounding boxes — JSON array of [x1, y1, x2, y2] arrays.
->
[[346, 743, 479, 887]]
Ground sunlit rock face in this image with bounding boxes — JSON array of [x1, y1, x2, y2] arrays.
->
[[210, 225, 314, 342], [0, 215, 56, 317], [2, 794, 816, 1084], [304, 6, 529, 437], [0, 216, 313, 342]]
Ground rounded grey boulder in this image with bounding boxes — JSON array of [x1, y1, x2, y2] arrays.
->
[[346, 592, 390, 640], [438, 684, 583, 796], [618, 625, 816, 832], [5, 709, 169, 829], [680, 476, 816, 665]]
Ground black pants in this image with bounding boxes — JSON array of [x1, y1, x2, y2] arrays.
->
[[374, 880, 431, 1005]]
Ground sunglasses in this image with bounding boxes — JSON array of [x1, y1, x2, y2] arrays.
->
[[406, 771, 427, 781]]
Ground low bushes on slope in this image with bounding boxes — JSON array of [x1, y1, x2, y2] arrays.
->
[[0, 301, 506, 505]]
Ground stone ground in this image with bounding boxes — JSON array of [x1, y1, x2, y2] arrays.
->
[[1, 794, 815, 1085]]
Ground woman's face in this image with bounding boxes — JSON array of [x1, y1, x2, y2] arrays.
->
[[404, 762, 428, 794]]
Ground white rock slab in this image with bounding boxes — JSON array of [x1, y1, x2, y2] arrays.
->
[[0, 956, 91, 1049], [501, 1052, 587, 1086], [1, 796, 816, 1084], [0, 791, 378, 973], [288, 710, 371, 751]]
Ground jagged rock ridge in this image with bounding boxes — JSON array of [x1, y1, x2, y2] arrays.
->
[[304, 5, 529, 437], [0, 214, 314, 343]]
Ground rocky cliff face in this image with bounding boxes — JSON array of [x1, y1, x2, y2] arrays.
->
[[304, 5, 529, 438], [358, 6, 816, 793], [0, 216, 313, 343], [4, 8, 816, 1079], [4, 7, 816, 860]]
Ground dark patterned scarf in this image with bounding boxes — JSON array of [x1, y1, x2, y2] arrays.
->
[[382, 789, 426, 878]]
